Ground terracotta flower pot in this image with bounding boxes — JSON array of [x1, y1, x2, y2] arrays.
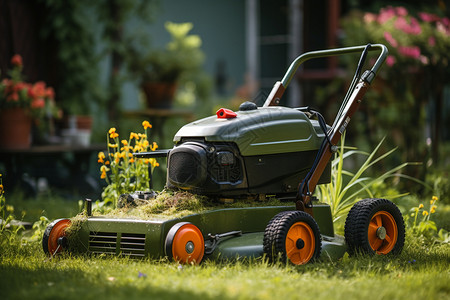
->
[[0, 108, 32, 149], [141, 81, 177, 109]]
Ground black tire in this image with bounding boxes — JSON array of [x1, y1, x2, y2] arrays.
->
[[263, 211, 321, 265], [344, 198, 405, 256]]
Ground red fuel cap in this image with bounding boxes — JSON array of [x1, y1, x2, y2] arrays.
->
[[216, 108, 237, 119]]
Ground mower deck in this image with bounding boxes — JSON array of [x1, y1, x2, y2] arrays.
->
[[69, 204, 346, 261]]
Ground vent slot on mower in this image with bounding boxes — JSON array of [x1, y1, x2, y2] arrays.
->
[[120, 233, 146, 257], [89, 232, 146, 257], [89, 232, 117, 254]]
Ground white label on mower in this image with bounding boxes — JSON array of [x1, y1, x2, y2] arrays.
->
[[339, 116, 351, 134]]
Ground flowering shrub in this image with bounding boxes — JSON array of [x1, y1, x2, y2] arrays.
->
[[355, 6, 450, 69], [98, 121, 159, 208], [340, 6, 450, 165], [0, 54, 58, 120]]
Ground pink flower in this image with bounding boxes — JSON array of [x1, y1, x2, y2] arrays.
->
[[428, 36, 436, 47], [398, 46, 421, 59], [436, 21, 450, 36], [419, 55, 429, 65], [395, 7, 408, 16], [386, 55, 396, 67], [394, 16, 422, 35], [384, 32, 398, 47], [443, 17, 450, 27], [418, 12, 440, 23], [378, 6, 396, 24]]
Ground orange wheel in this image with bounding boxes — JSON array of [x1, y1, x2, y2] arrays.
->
[[263, 211, 321, 265], [165, 222, 204, 264], [345, 198, 405, 256], [42, 219, 71, 256], [285, 222, 316, 265], [368, 211, 398, 254]]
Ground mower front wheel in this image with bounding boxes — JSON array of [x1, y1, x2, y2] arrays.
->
[[345, 198, 405, 256], [263, 211, 322, 265], [165, 222, 205, 264], [42, 218, 71, 256]]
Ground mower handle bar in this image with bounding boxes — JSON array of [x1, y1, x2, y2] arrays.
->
[[281, 44, 388, 88]]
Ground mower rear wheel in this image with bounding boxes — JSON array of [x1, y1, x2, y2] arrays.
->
[[165, 222, 205, 264], [42, 218, 71, 256], [345, 198, 405, 256], [263, 211, 321, 265]]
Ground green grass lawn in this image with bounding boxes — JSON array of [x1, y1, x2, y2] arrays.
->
[[1, 232, 449, 300], [1, 194, 449, 300]]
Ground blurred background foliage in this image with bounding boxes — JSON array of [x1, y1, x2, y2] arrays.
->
[[0, 0, 448, 202]]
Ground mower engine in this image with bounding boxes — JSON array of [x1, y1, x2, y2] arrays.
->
[[165, 103, 331, 199]]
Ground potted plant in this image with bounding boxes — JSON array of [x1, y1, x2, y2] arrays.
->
[[128, 22, 205, 108], [0, 54, 59, 149]]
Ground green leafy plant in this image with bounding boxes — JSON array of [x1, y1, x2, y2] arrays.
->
[[0, 175, 24, 246], [27, 216, 50, 243], [98, 121, 159, 209], [317, 134, 416, 223], [128, 22, 205, 83], [39, 0, 104, 116]]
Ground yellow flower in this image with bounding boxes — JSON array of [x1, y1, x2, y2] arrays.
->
[[121, 140, 128, 146], [151, 158, 160, 168], [430, 196, 438, 204], [114, 152, 121, 163], [100, 165, 109, 173], [142, 140, 149, 148], [0, 184, 3, 193], [430, 205, 437, 214], [142, 120, 152, 129], [6, 205, 14, 213], [130, 132, 139, 140], [105, 161, 110, 165], [418, 204, 424, 209], [108, 143, 118, 148], [151, 142, 158, 151], [129, 158, 135, 163], [109, 128, 119, 139], [98, 151, 105, 163], [101, 171, 107, 179], [422, 210, 429, 216]]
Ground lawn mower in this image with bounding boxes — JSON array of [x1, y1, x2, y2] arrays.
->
[[43, 44, 406, 265]]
